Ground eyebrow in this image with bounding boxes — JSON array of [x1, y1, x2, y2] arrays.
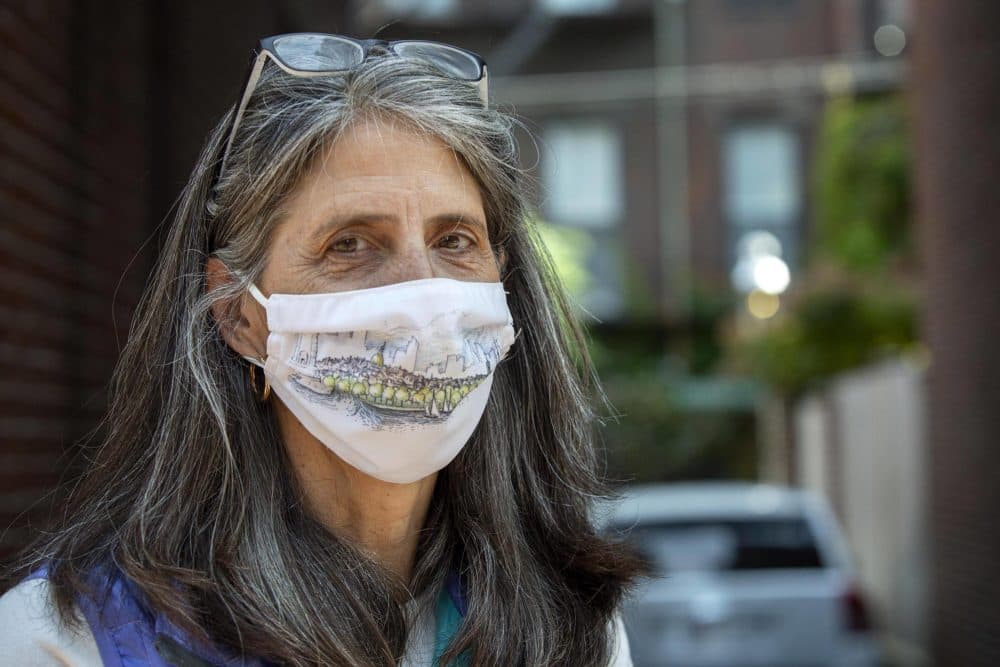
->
[[429, 212, 489, 233], [311, 211, 489, 240]]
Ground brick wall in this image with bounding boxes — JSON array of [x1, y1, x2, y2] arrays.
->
[[914, 1, 1000, 664], [0, 0, 353, 567], [0, 0, 152, 562], [686, 0, 838, 65]]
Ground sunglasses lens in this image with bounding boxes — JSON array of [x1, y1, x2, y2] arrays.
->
[[273, 34, 364, 72], [393, 42, 483, 81]]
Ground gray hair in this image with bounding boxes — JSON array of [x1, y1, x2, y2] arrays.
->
[[20, 53, 639, 666]]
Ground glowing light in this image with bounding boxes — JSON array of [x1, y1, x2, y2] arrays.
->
[[752, 255, 791, 295], [874, 25, 906, 57], [747, 290, 780, 319], [732, 231, 788, 293], [739, 230, 783, 260]]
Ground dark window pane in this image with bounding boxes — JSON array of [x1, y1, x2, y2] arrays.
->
[[724, 0, 800, 19], [615, 517, 824, 573]]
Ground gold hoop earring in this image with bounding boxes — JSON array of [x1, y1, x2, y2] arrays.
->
[[249, 361, 271, 402]]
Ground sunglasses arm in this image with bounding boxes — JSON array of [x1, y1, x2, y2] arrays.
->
[[477, 66, 489, 107], [218, 50, 271, 181]]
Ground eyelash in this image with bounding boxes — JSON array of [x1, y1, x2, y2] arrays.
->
[[437, 233, 475, 250], [330, 237, 366, 253], [327, 232, 477, 255]]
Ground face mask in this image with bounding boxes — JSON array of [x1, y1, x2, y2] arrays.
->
[[244, 277, 516, 484]]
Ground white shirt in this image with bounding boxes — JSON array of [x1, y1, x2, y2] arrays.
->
[[0, 578, 633, 666]]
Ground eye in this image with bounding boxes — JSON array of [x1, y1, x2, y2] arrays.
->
[[330, 236, 369, 254], [437, 233, 473, 250]]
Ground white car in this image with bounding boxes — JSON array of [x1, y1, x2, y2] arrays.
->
[[603, 482, 881, 667]]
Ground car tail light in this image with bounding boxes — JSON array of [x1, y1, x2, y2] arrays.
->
[[842, 583, 872, 632]]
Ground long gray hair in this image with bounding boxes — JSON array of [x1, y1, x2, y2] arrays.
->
[[20, 52, 639, 666]]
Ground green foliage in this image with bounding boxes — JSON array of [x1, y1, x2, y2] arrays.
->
[[534, 212, 658, 322], [597, 366, 758, 484], [590, 332, 757, 484], [813, 95, 911, 271], [730, 277, 919, 395], [534, 218, 594, 299], [728, 93, 918, 395], [683, 286, 737, 375]]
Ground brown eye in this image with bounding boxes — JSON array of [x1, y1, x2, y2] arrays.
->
[[331, 237, 368, 253], [438, 234, 472, 250]]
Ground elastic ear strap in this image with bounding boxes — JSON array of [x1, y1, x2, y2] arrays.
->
[[248, 283, 269, 306]]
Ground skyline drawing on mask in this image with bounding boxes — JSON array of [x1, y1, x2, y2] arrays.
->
[[282, 314, 512, 426]]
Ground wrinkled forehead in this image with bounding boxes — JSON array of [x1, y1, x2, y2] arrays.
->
[[269, 116, 489, 241], [293, 117, 484, 207]]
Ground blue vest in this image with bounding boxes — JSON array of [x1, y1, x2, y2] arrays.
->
[[29, 567, 467, 666]]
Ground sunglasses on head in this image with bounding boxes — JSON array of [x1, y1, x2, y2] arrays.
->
[[212, 33, 489, 191]]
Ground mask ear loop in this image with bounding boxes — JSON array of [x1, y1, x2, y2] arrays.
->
[[248, 282, 269, 307], [242, 282, 270, 401]]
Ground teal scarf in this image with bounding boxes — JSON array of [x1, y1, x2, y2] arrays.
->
[[431, 582, 469, 666]]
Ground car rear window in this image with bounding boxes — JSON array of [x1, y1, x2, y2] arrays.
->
[[616, 517, 825, 573]]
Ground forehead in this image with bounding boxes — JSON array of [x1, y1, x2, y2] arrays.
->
[[288, 116, 484, 211]]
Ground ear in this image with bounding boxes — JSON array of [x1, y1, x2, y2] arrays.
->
[[205, 257, 268, 361]]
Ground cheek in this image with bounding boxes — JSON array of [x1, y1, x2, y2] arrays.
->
[[259, 236, 322, 294], [482, 251, 502, 281], [462, 249, 502, 282]]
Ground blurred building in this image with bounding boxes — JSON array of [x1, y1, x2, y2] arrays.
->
[[0, 0, 346, 563], [11, 3, 1000, 667], [350, 0, 908, 322], [2, 3, 931, 663], [1, 0, 910, 561], [0, 1, 153, 560], [912, 1, 1000, 664], [793, 359, 929, 665], [351, 2, 924, 663]]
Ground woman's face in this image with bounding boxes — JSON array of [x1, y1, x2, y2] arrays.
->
[[257, 117, 501, 298]]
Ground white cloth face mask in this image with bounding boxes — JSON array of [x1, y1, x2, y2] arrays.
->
[[243, 277, 516, 484]]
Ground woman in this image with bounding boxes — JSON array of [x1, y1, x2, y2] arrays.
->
[[0, 34, 640, 666]]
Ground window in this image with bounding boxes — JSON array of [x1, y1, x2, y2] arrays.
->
[[724, 0, 799, 19], [380, 0, 456, 19], [540, 0, 616, 16], [542, 120, 625, 318], [723, 124, 801, 292], [618, 517, 825, 574], [724, 125, 800, 228], [544, 122, 624, 229], [878, 0, 910, 28]]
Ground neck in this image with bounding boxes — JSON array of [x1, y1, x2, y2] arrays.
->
[[275, 402, 437, 581]]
